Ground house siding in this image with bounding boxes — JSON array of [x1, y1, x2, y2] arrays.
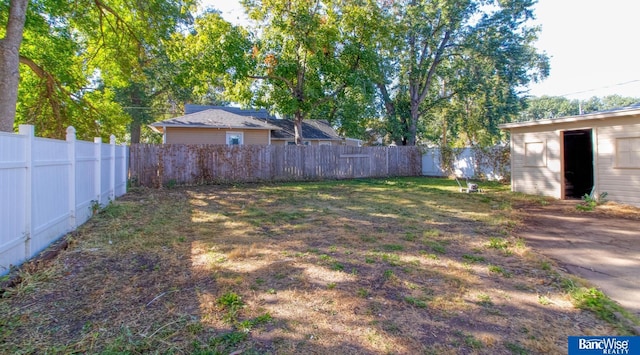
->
[[510, 129, 562, 198], [165, 127, 270, 145], [506, 114, 640, 207], [595, 119, 640, 207]]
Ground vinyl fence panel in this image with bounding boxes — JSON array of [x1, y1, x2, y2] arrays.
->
[[0, 131, 28, 270], [421, 147, 509, 180], [0, 125, 127, 274]]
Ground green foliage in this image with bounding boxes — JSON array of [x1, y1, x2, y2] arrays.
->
[[464, 334, 484, 349], [576, 192, 608, 212], [462, 254, 485, 263], [382, 244, 404, 251], [209, 331, 247, 349], [170, 11, 252, 102], [425, 240, 446, 254], [476, 293, 493, 307], [237, 0, 378, 143], [487, 237, 509, 251], [357, 288, 369, 298], [504, 342, 529, 355], [572, 288, 617, 322], [404, 296, 428, 308], [488, 264, 512, 277], [9, 0, 197, 141], [372, 0, 549, 146], [238, 313, 272, 333], [217, 292, 244, 324], [521, 96, 579, 120], [521, 95, 640, 122]]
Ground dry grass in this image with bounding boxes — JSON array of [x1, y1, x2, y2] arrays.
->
[[0, 177, 635, 354]]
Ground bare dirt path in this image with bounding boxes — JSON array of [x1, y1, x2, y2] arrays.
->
[[515, 200, 640, 316]]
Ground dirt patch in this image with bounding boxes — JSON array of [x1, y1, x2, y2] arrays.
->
[[514, 200, 640, 316]]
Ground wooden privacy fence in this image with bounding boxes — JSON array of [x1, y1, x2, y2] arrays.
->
[[129, 144, 422, 187]]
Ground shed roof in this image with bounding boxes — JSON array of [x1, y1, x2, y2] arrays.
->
[[500, 103, 640, 130], [150, 109, 281, 133]]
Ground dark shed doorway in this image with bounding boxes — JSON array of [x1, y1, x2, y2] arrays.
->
[[563, 129, 594, 198]]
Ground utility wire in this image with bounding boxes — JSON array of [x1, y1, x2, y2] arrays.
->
[[556, 79, 640, 98]]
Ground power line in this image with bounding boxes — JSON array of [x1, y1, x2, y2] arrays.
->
[[557, 79, 640, 97]]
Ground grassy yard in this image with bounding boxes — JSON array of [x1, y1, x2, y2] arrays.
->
[[0, 177, 634, 354]]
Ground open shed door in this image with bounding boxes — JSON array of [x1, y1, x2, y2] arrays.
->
[[562, 129, 594, 199]]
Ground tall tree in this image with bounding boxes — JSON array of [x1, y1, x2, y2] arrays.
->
[[373, 0, 549, 146], [1, 0, 196, 140], [169, 10, 253, 107], [237, 0, 373, 144], [0, 0, 28, 132]]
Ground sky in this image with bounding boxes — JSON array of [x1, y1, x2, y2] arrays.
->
[[203, 0, 640, 100]]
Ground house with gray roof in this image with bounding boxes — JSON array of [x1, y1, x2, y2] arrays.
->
[[150, 105, 361, 146]]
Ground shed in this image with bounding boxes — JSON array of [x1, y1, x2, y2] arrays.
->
[[499, 103, 640, 207]]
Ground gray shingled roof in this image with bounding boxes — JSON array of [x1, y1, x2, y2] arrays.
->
[[177, 105, 342, 140], [185, 104, 276, 119], [267, 119, 341, 140], [150, 109, 281, 131]]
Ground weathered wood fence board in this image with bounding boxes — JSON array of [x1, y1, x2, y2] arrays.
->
[[129, 144, 422, 187]]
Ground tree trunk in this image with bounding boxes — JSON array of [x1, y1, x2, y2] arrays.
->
[[129, 89, 142, 143], [0, 0, 29, 132], [407, 98, 419, 146], [293, 111, 304, 145], [130, 121, 141, 144]]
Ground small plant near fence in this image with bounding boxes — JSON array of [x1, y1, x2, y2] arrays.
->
[[90, 200, 101, 216], [576, 192, 608, 211]]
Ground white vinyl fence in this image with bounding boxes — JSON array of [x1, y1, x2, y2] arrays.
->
[[0, 125, 128, 274], [422, 146, 510, 180]]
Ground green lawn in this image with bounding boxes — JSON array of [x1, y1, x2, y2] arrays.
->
[[0, 177, 633, 354]]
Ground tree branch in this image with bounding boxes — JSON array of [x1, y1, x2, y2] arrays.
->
[[20, 55, 103, 126], [248, 74, 295, 92], [93, 0, 141, 45], [418, 29, 451, 104]]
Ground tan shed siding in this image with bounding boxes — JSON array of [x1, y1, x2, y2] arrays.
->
[[510, 129, 562, 198], [164, 127, 270, 145], [595, 122, 640, 207]]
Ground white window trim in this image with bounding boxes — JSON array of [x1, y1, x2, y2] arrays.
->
[[226, 131, 244, 145], [318, 141, 331, 146]]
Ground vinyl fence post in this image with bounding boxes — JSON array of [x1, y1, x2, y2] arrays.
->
[[18, 125, 34, 259], [94, 137, 102, 205], [66, 126, 77, 229], [109, 135, 116, 201]]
